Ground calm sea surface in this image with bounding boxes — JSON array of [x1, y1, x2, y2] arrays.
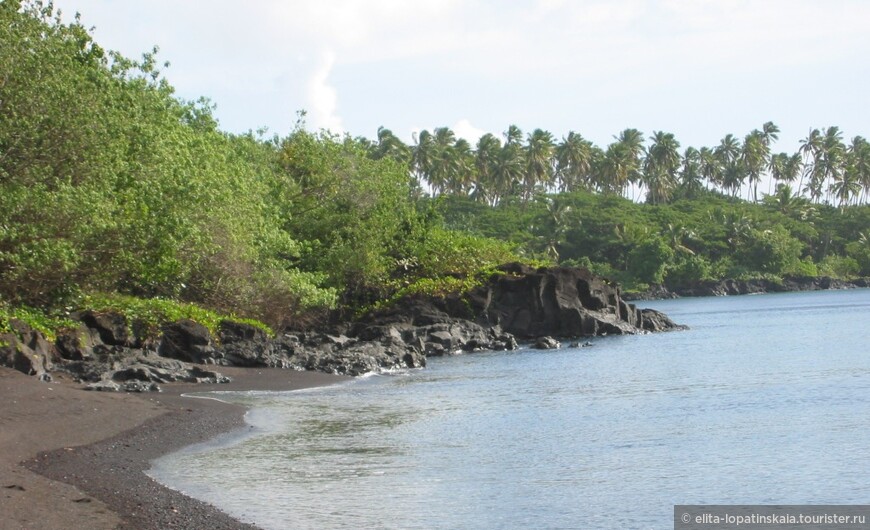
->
[[150, 289, 870, 529]]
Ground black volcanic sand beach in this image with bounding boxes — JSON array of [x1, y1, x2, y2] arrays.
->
[[1, 366, 348, 530]]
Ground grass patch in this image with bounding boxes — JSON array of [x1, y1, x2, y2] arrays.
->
[[0, 304, 77, 342], [80, 293, 274, 338]]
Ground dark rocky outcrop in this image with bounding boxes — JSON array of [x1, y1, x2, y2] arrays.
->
[[468, 263, 676, 338], [78, 310, 134, 347], [158, 319, 217, 364], [0, 320, 58, 380], [366, 263, 683, 340], [3, 264, 682, 389]]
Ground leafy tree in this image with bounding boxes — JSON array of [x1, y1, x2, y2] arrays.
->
[[628, 238, 674, 284], [665, 254, 712, 288], [738, 226, 804, 275]]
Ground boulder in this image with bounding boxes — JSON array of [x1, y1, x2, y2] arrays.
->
[[78, 311, 132, 347], [158, 319, 218, 364], [54, 325, 103, 361], [218, 320, 268, 344], [534, 336, 561, 350], [640, 308, 683, 332], [0, 320, 58, 378]]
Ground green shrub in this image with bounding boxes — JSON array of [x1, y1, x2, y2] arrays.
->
[[817, 255, 859, 279], [0, 304, 76, 341], [80, 293, 273, 338], [665, 254, 713, 288]]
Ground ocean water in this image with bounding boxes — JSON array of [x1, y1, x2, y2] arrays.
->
[[149, 289, 870, 529]]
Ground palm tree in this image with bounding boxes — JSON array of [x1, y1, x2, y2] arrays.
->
[[768, 152, 786, 192], [760, 121, 780, 194], [846, 136, 870, 204], [428, 127, 457, 196], [447, 138, 474, 195], [555, 132, 594, 192], [523, 128, 556, 202], [679, 147, 703, 198], [715, 134, 742, 197], [372, 126, 411, 167], [764, 183, 810, 216], [819, 126, 846, 204], [761, 121, 780, 145], [664, 223, 697, 255], [643, 131, 681, 204], [741, 130, 769, 202], [599, 142, 632, 196], [712, 210, 753, 252], [494, 141, 524, 200], [829, 170, 861, 210], [613, 222, 652, 269], [767, 152, 801, 196], [699, 146, 722, 192], [412, 129, 435, 188], [615, 128, 645, 199], [473, 133, 502, 205], [798, 128, 822, 200], [504, 124, 523, 146]]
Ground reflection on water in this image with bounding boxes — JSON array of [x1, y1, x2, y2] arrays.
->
[[150, 289, 870, 530]]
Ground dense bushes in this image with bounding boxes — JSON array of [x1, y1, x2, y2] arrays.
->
[[0, 2, 526, 329], [436, 190, 869, 291]]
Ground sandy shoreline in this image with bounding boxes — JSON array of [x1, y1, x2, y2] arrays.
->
[[0, 366, 349, 530]]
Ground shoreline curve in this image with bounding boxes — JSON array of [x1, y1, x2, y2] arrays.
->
[[2, 366, 348, 530]]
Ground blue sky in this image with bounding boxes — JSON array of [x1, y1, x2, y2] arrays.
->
[[56, 0, 870, 154]]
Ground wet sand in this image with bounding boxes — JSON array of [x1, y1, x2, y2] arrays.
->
[[0, 366, 348, 530]]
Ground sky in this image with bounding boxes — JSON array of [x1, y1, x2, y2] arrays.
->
[[55, 0, 870, 154]]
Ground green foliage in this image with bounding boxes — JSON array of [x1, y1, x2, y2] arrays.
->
[[0, 3, 336, 328], [737, 226, 804, 275], [665, 254, 713, 288], [411, 228, 519, 280], [790, 257, 820, 277], [818, 255, 859, 279], [81, 293, 273, 338], [628, 239, 674, 285], [0, 304, 76, 342], [845, 239, 870, 276], [391, 276, 481, 301], [278, 129, 423, 303]]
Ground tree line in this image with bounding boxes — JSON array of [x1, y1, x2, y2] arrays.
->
[[367, 123, 870, 209], [2, 1, 867, 335]]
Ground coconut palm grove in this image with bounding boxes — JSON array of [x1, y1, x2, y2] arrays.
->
[[1, 1, 868, 336]]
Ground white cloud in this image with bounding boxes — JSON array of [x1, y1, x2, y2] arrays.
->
[[306, 50, 343, 133], [452, 119, 487, 144]]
